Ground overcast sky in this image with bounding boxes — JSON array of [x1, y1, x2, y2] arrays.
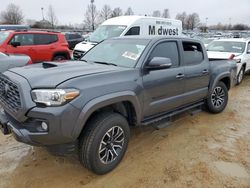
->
[[1, 0, 249, 26]]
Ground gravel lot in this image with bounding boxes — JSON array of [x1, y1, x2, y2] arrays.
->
[[1, 77, 250, 188]]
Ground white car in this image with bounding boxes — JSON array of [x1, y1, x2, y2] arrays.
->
[[202, 38, 216, 47], [207, 38, 250, 84], [73, 16, 182, 60]]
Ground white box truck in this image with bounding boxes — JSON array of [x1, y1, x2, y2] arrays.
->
[[73, 16, 182, 59]]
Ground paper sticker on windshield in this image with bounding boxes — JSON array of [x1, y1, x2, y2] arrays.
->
[[122, 51, 139, 60]]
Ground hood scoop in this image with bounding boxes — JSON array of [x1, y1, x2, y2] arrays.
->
[[42, 62, 59, 69]]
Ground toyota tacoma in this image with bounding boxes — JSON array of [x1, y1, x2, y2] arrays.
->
[[0, 36, 236, 174]]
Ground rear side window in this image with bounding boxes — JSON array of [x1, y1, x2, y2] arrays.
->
[[10, 34, 34, 46], [125, 27, 140, 36], [70, 34, 82, 40], [34, 34, 58, 45], [149, 41, 179, 67], [183, 42, 204, 65]]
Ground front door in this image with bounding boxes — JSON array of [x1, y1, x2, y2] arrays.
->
[[142, 40, 185, 118], [7, 34, 36, 61]]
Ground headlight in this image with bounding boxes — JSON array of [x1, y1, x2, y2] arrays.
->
[[31, 89, 80, 106]]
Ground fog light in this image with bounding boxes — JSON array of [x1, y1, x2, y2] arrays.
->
[[41, 122, 48, 131]]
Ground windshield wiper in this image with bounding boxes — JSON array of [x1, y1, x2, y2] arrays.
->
[[94, 61, 117, 66]]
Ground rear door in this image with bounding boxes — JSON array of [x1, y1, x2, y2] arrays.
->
[[7, 34, 36, 60], [142, 40, 185, 118], [182, 41, 210, 104], [32, 34, 58, 62]]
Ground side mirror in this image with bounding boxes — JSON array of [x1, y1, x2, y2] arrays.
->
[[146, 57, 172, 71], [10, 41, 21, 47]]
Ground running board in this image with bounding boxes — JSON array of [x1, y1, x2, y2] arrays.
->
[[141, 102, 204, 129]]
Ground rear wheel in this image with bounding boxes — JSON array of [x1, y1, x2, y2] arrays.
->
[[236, 67, 244, 85], [79, 112, 130, 175], [206, 81, 228, 114], [53, 55, 67, 61]]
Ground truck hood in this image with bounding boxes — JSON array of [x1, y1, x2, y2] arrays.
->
[[207, 51, 241, 59], [8, 61, 122, 88]]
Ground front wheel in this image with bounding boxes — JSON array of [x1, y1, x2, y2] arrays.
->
[[79, 112, 130, 175], [206, 81, 228, 114]]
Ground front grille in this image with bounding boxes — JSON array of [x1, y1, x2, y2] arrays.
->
[[73, 50, 85, 60], [0, 75, 21, 113]]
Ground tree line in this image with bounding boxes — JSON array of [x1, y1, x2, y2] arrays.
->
[[0, 3, 249, 31]]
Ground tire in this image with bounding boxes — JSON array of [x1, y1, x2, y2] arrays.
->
[[53, 55, 67, 61], [206, 81, 228, 114], [236, 67, 244, 85], [79, 112, 130, 175]]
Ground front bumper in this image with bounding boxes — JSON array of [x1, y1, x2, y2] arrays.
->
[[0, 103, 81, 147], [0, 110, 44, 146]]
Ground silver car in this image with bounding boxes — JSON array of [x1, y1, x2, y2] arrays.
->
[[0, 52, 31, 72]]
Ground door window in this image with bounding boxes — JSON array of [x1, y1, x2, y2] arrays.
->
[[125, 27, 140, 36], [183, 42, 204, 65], [148, 41, 179, 67], [10, 34, 34, 46], [34, 34, 58, 45]]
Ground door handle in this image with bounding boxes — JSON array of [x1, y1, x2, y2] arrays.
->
[[176, 73, 185, 79], [202, 69, 209, 74]]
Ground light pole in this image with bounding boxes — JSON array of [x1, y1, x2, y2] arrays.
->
[[41, 7, 44, 20], [229, 18, 232, 30], [91, 0, 95, 31]]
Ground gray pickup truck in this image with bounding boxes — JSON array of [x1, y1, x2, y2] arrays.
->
[[0, 36, 236, 174]]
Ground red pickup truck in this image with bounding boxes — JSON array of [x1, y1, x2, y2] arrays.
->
[[0, 30, 71, 63]]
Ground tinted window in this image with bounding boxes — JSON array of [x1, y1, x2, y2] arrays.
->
[[34, 34, 58, 45], [125, 27, 140, 36], [183, 42, 204, 65], [10, 34, 34, 46], [149, 41, 179, 67], [70, 34, 82, 40], [65, 34, 70, 40]]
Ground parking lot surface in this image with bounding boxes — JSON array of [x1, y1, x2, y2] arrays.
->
[[1, 77, 250, 188]]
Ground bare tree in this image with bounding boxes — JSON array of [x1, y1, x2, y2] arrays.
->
[[84, 2, 99, 31], [162, 9, 170, 18], [152, 10, 161, 17], [47, 5, 58, 28], [111, 7, 123, 18], [176, 12, 187, 29], [100, 4, 112, 21], [186, 13, 200, 30], [125, 7, 134, 16], [0, 3, 24, 24]]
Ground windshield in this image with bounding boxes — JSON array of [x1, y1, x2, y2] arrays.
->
[[0, 31, 10, 45], [207, 41, 245, 53], [88, 25, 127, 43], [82, 39, 149, 68]]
